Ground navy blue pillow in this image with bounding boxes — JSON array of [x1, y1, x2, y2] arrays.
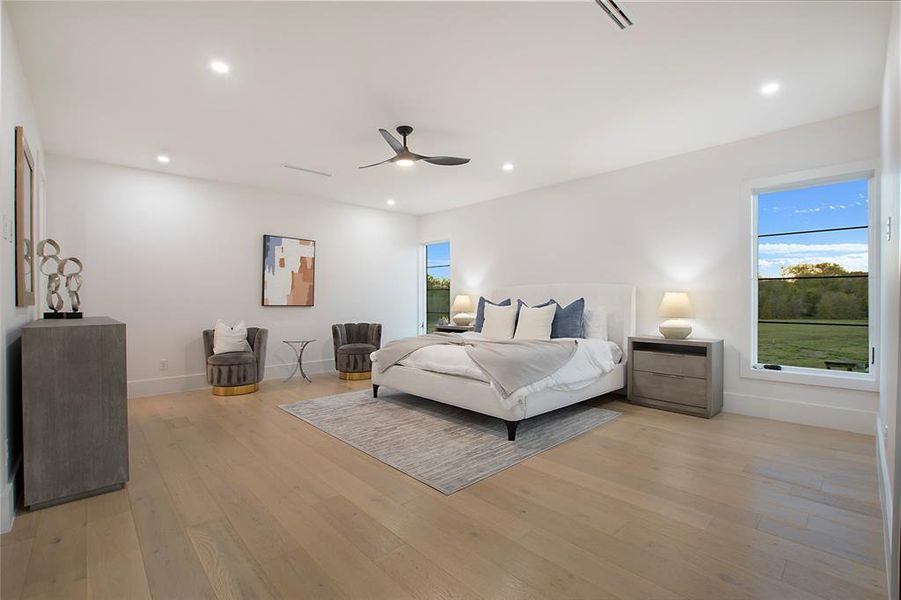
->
[[474, 297, 512, 332], [549, 298, 585, 338]]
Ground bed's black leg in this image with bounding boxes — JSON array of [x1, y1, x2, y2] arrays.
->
[[372, 384, 379, 398], [504, 420, 520, 441]]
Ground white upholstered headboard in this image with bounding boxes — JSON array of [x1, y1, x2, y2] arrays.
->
[[491, 283, 636, 350]]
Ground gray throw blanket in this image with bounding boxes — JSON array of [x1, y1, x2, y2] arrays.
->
[[372, 334, 578, 398]]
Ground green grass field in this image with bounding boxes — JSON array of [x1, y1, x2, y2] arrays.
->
[[757, 320, 869, 372]]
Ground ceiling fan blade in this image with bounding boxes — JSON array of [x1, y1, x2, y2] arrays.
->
[[421, 156, 470, 166], [358, 157, 395, 169], [379, 129, 404, 154]]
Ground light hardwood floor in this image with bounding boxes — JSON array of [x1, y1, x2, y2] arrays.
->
[[1, 376, 887, 600]]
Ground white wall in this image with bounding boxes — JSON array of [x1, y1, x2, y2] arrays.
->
[[420, 109, 881, 435], [878, 2, 901, 597], [44, 155, 419, 397], [1, 4, 45, 533]]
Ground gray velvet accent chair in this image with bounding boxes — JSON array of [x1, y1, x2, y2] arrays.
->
[[202, 327, 268, 396], [332, 323, 382, 380]]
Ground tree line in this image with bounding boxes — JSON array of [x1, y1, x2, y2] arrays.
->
[[758, 263, 867, 321]]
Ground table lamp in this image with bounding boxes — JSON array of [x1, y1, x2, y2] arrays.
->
[[658, 292, 693, 339], [452, 294, 475, 326]]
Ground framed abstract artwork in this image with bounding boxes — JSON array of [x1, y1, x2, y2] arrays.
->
[[262, 235, 315, 306]]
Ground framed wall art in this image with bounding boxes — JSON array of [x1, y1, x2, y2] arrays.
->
[[262, 235, 315, 306], [15, 126, 36, 307]]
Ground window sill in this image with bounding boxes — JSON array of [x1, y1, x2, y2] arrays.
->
[[740, 362, 878, 392]]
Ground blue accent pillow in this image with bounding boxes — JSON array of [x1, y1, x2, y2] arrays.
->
[[549, 298, 585, 338], [474, 297, 511, 332]]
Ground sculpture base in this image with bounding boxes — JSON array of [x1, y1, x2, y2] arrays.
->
[[65, 312, 83, 319], [44, 312, 65, 319]]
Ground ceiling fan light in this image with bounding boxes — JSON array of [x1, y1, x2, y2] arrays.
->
[[396, 158, 415, 167], [760, 81, 780, 96], [209, 60, 230, 75]]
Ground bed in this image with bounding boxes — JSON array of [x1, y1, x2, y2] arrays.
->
[[371, 283, 636, 440]]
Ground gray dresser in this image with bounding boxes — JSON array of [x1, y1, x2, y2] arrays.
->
[[627, 336, 723, 418], [22, 317, 128, 509]]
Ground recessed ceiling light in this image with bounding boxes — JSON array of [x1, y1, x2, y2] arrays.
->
[[760, 81, 780, 96], [502, 162, 515, 172], [209, 60, 230, 75], [386, 198, 396, 206], [156, 154, 171, 164]]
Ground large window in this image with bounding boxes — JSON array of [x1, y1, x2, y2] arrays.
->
[[754, 175, 874, 375], [424, 241, 450, 333]]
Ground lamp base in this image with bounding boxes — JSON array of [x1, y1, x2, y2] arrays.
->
[[453, 312, 474, 326], [659, 319, 692, 339]]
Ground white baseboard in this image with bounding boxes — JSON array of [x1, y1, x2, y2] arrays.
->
[[876, 415, 893, 578], [1, 458, 21, 535], [723, 391, 876, 434], [1, 478, 14, 534], [127, 358, 335, 398]]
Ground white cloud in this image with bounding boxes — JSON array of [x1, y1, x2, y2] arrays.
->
[[758, 253, 869, 276], [790, 201, 857, 214], [759, 242, 867, 255], [757, 242, 868, 276]]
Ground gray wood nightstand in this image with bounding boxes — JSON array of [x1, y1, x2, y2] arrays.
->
[[435, 324, 474, 333], [627, 336, 723, 418]]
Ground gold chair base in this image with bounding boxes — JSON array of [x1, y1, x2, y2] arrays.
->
[[339, 371, 371, 381], [212, 383, 258, 396]]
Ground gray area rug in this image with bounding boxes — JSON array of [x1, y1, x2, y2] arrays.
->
[[279, 389, 620, 494]]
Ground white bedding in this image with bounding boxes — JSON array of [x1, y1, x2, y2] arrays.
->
[[395, 332, 622, 408]]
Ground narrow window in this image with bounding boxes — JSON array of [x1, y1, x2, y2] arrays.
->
[[755, 177, 872, 373], [425, 241, 450, 333]]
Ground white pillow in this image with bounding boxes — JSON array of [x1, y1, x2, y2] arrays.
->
[[480, 303, 518, 340], [582, 307, 608, 340], [213, 320, 252, 354], [514, 303, 556, 340]]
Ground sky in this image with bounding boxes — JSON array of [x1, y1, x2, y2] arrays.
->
[[757, 178, 868, 278], [426, 240, 450, 279]]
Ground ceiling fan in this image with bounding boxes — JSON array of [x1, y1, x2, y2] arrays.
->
[[359, 125, 470, 169]]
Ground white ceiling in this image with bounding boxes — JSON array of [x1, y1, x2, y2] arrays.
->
[[8, 1, 890, 214]]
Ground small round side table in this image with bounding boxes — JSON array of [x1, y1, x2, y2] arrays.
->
[[282, 339, 315, 383]]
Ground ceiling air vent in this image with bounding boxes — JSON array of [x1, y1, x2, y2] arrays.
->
[[594, 0, 634, 29], [282, 163, 332, 177]]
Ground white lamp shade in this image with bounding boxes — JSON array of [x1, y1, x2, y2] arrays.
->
[[452, 295, 474, 313], [658, 292, 692, 318]]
